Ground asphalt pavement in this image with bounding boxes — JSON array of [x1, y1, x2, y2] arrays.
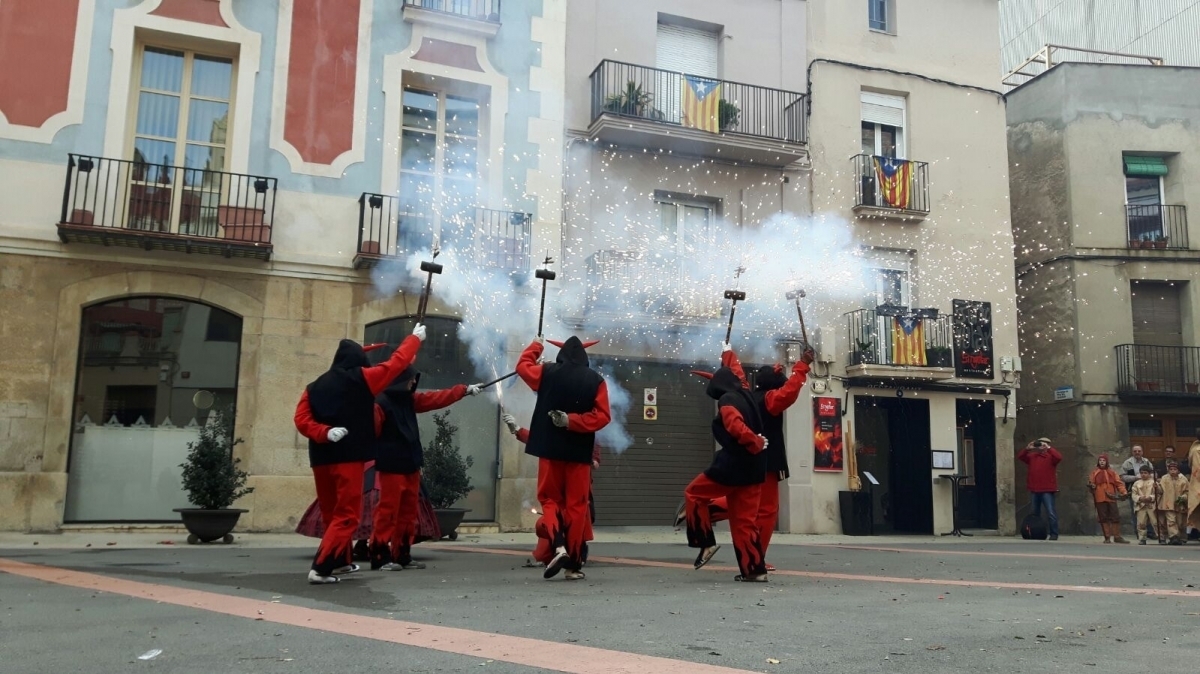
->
[[2, 529, 1199, 673]]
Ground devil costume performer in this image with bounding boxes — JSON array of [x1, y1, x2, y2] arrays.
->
[[370, 368, 478, 570], [516, 336, 611, 580], [293, 327, 424, 584], [683, 365, 770, 582], [706, 347, 812, 565]]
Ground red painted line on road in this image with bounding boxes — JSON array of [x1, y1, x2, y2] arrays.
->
[[0, 557, 754, 674], [825, 544, 1200, 565], [435, 544, 1200, 599]]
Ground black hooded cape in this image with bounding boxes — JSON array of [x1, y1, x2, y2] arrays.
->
[[374, 368, 423, 475], [305, 339, 377, 467], [752, 365, 790, 478], [524, 336, 604, 465], [704, 366, 767, 486]]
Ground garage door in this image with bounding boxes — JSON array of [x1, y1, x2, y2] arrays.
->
[[591, 360, 716, 526]]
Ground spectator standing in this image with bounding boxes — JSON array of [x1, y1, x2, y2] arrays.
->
[[1017, 437, 1062, 541], [1088, 454, 1130, 544], [1157, 461, 1189, 545], [1130, 466, 1160, 545], [1154, 446, 1189, 480], [1121, 445, 1154, 533]]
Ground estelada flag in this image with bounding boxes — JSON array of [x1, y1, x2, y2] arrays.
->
[[681, 75, 721, 133], [891, 315, 927, 366], [873, 156, 912, 210]]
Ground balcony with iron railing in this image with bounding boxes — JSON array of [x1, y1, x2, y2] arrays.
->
[[354, 193, 532, 273], [845, 307, 955, 380], [1115, 344, 1200, 397], [851, 154, 931, 220], [57, 154, 276, 260], [584, 250, 723, 323], [1125, 205, 1189, 250], [587, 60, 808, 168], [401, 0, 501, 35]]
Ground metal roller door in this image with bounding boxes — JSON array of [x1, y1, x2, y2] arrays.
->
[[591, 360, 715, 526]]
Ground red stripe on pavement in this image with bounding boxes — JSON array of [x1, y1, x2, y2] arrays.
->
[[435, 545, 1200, 599], [0, 557, 755, 674], [827, 544, 1200, 565]]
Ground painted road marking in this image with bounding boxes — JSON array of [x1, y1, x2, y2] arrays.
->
[[827, 543, 1200, 565], [434, 545, 1200, 599], [0, 557, 756, 674]]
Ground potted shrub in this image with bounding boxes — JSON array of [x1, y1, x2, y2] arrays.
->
[[423, 410, 473, 541], [1154, 234, 1169, 249], [851, 338, 875, 366], [718, 99, 741, 131], [604, 81, 655, 118], [1128, 238, 1143, 249], [927, 346, 953, 368], [175, 411, 253, 544]]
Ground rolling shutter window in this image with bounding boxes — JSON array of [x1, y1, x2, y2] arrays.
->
[[1124, 155, 1168, 176], [1131, 282, 1182, 346], [656, 23, 719, 78], [861, 92, 906, 127]]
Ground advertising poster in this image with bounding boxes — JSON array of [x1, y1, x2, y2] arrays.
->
[[813, 397, 843, 472]]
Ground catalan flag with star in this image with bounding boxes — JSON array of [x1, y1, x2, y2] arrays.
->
[[681, 75, 721, 133], [891, 315, 927, 366], [873, 156, 913, 210]]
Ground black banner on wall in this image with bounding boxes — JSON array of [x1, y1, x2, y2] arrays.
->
[[953, 300, 993, 379]]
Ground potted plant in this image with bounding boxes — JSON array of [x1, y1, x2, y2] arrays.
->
[[1128, 237, 1143, 249], [851, 338, 875, 366], [175, 410, 253, 544], [927, 346, 953, 368], [1154, 234, 1169, 249], [423, 410, 474, 541], [1186, 383, 1199, 394], [604, 80, 655, 118], [718, 99, 741, 131]]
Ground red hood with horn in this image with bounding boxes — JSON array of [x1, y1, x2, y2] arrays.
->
[[548, 339, 600, 349]]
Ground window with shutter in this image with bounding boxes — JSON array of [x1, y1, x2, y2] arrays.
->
[[655, 21, 720, 126], [861, 92, 906, 158]]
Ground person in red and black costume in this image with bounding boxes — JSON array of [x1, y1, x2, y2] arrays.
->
[[293, 324, 425, 584], [370, 368, 480, 571], [703, 343, 813, 570], [683, 363, 770, 582], [516, 336, 611, 581]]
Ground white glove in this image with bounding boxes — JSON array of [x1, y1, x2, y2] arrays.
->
[[758, 435, 769, 450], [502, 413, 519, 434], [327, 427, 348, 443], [549, 410, 569, 428], [722, 341, 732, 353], [412, 323, 427, 342], [535, 334, 544, 346], [465, 384, 482, 396]]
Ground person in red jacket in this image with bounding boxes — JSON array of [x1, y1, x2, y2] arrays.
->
[[293, 324, 425, 584], [370, 367, 481, 571], [503, 414, 601, 566], [700, 343, 813, 568], [1018, 437, 1063, 541], [683, 364, 770, 582], [516, 336, 611, 581]]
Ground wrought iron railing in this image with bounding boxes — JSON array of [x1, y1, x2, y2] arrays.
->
[[585, 250, 721, 319], [356, 193, 531, 271], [1115, 344, 1200, 395], [1125, 205, 1188, 250], [59, 154, 276, 244], [589, 60, 807, 144], [402, 0, 500, 21], [845, 308, 954, 368], [851, 154, 931, 214]]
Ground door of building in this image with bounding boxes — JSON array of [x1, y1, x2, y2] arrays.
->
[[1131, 281, 1184, 392], [1128, 415, 1200, 461], [590, 360, 716, 526], [956, 399, 997, 530], [854, 396, 933, 534]]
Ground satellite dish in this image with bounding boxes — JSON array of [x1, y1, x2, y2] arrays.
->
[[192, 390, 215, 410]]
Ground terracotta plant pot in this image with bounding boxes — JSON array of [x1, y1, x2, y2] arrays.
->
[[1187, 383, 1199, 394]]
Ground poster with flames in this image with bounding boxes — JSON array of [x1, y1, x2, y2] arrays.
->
[[813, 397, 843, 472]]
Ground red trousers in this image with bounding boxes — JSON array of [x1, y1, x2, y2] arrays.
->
[[533, 458, 590, 567], [710, 473, 781, 555], [311, 461, 364, 575], [534, 482, 595, 564], [684, 473, 766, 577], [370, 471, 420, 567]]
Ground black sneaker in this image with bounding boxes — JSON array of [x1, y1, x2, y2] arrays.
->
[[672, 500, 687, 529], [544, 549, 569, 579], [694, 545, 720, 570], [734, 573, 768, 583], [1048, 535, 1058, 541]]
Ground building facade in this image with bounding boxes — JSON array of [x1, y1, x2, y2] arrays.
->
[[1008, 62, 1200, 534], [0, 0, 1020, 536], [563, 0, 1020, 535], [0, 0, 565, 531]]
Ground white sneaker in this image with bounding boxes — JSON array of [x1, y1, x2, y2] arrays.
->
[[332, 564, 360, 575], [378, 562, 403, 571], [544, 547, 569, 579], [565, 570, 586, 581], [401, 561, 426, 570], [308, 570, 339, 584]]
